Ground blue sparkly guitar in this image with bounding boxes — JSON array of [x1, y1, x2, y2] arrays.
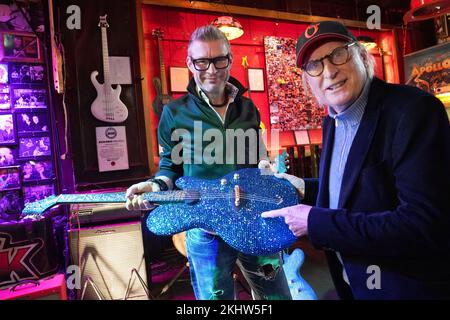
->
[[22, 167, 298, 255]]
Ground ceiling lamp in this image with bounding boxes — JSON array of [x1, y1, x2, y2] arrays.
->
[[211, 16, 244, 40], [357, 36, 378, 51], [403, 0, 450, 24]]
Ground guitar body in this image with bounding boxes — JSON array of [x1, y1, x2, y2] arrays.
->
[[152, 77, 172, 115], [147, 168, 298, 255], [283, 249, 318, 300], [90, 71, 129, 123]]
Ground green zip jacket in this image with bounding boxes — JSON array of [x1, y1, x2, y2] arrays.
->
[[155, 76, 267, 185]]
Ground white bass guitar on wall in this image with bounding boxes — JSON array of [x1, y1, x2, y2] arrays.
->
[[90, 15, 128, 123]]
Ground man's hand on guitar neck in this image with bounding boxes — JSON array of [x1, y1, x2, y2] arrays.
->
[[125, 181, 156, 210]]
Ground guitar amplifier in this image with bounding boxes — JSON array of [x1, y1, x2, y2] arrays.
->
[[69, 220, 149, 300], [0, 274, 67, 300], [70, 203, 142, 227]]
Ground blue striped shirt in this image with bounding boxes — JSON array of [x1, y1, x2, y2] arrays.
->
[[328, 79, 371, 209]]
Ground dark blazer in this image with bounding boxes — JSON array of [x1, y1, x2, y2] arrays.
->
[[306, 78, 450, 299]]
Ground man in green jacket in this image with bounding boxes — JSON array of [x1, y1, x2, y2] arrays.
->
[[126, 25, 292, 300]]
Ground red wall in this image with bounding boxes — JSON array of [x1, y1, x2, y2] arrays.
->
[[142, 5, 399, 158]]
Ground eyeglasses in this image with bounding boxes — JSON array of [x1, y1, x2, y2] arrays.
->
[[190, 54, 230, 71], [302, 42, 357, 77]]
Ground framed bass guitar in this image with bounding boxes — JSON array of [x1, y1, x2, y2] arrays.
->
[[151, 28, 173, 116], [90, 15, 128, 123], [22, 168, 299, 256]]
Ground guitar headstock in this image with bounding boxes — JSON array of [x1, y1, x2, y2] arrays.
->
[[274, 150, 288, 174], [22, 195, 60, 216], [98, 15, 109, 28], [152, 28, 164, 39]]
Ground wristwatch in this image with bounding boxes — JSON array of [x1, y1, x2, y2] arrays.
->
[[146, 178, 169, 191]]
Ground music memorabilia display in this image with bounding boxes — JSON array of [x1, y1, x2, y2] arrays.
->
[[0, 59, 56, 221], [90, 15, 128, 123], [264, 36, 326, 131]]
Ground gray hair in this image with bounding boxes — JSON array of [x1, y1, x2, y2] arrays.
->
[[301, 42, 375, 105], [188, 25, 231, 56]]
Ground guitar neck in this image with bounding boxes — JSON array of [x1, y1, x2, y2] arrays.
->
[[157, 37, 168, 95], [59, 191, 191, 205], [101, 26, 111, 87]]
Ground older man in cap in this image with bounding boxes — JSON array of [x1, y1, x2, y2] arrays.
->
[[262, 21, 450, 299]]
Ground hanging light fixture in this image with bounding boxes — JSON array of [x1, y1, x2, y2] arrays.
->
[[211, 16, 244, 40], [357, 36, 378, 50], [403, 0, 450, 24]]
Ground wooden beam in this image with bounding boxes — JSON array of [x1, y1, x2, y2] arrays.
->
[[142, 0, 395, 30], [136, 0, 156, 174]]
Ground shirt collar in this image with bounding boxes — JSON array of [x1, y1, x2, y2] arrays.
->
[[328, 77, 372, 127], [197, 82, 238, 107]]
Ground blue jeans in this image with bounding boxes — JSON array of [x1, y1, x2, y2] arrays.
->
[[186, 228, 292, 300]]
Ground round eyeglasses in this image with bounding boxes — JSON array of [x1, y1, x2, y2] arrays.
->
[[301, 42, 357, 77], [190, 54, 230, 71]]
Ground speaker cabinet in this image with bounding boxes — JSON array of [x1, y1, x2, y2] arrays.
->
[[69, 221, 149, 300]]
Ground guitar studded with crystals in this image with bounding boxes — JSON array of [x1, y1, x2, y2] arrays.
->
[[22, 168, 298, 255]]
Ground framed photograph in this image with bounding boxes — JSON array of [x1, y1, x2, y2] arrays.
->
[[0, 113, 15, 144], [16, 111, 49, 134], [23, 183, 55, 205], [0, 146, 17, 167], [170, 67, 189, 92], [13, 88, 47, 109], [0, 191, 23, 217], [0, 166, 20, 191], [1, 31, 41, 62], [18, 136, 51, 158], [0, 85, 11, 110], [0, 63, 8, 83], [248, 68, 265, 92], [9, 63, 46, 84], [21, 160, 54, 182]]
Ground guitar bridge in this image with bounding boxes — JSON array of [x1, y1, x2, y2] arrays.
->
[[234, 185, 240, 207]]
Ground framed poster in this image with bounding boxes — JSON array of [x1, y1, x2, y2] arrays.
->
[[0, 166, 20, 191], [1, 31, 41, 62], [248, 68, 265, 92], [13, 88, 47, 109], [9, 62, 46, 84], [170, 67, 189, 92], [18, 136, 51, 158], [0, 113, 15, 144], [16, 111, 49, 134], [0, 147, 17, 167]]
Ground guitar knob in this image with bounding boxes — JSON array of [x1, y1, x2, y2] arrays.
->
[[220, 179, 227, 186], [290, 280, 295, 284], [233, 173, 240, 180]]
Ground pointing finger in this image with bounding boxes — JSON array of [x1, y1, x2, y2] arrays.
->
[[261, 209, 285, 218]]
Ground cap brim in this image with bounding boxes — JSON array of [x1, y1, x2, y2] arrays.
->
[[296, 33, 353, 68]]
